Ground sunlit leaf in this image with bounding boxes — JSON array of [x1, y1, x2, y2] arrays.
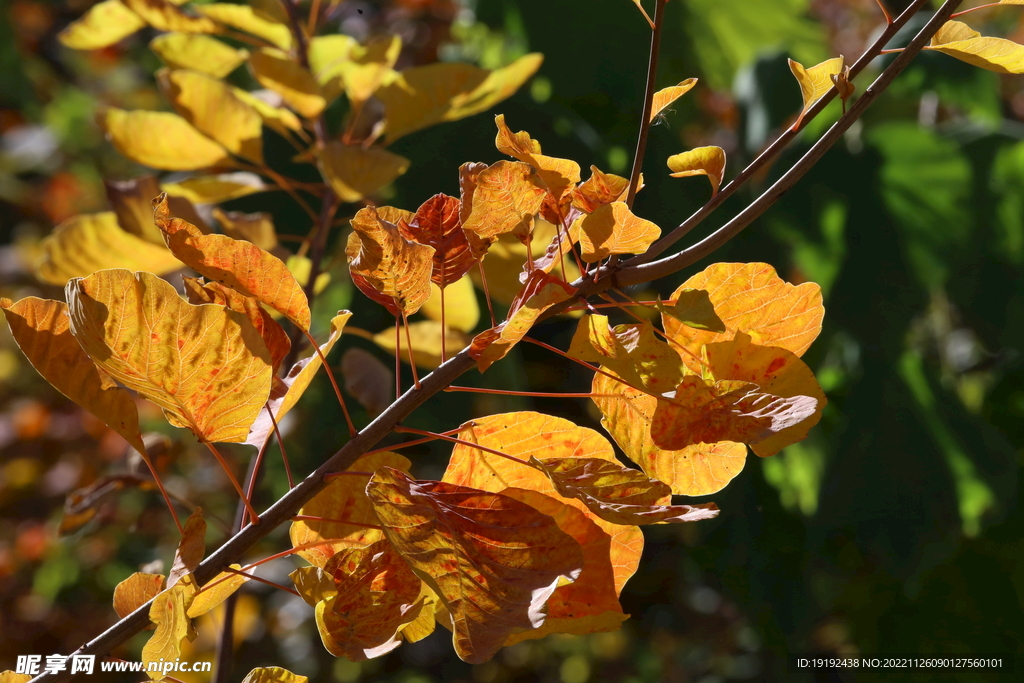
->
[[461, 161, 547, 245], [573, 201, 661, 262], [421, 277, 480, 333], [167, 508, 206, 587], [123, 0, 218, 34], [197, 3, 293, 50], [240, 667, 307, 683], [571, 165, 631, 214], [369, 320, 470, 370], [158, 68, 263, 162], [150, 33, 248, 78], [290, 451, 411, 567], [308, 34, 358, 102], [655, 289, 726, 332], [650, 78, 698, 121], [495, 114, 581, 200], [2, 297, 147, 455], [788, 55, 845, 127], [378, 54, 543, 142], [346, 206, 435, 316], [592, 372, 748, 495], [232, 87, 304, 135], [113, 572, 165, 621], [141, 581, 197, 680], [0, 673, 32, 683], [66, 269, 273, 444], [442, 411, 643, 594], [99, 108, 231, 171], [290, 566, 335, 606], [663, 262, 824, 370], [471, 223, 581, 305], [366, 467, 584, 664], [186, 565, 248, 617], [469, 270, 575, 372], [162, 172, 267, 204], [314, 539, 425, 661], [58, 0, 146, 50], [155, 194, 311, 329], [318, 143, 409, 203], [249, 48, 326, 119], [926, 20, 1024, 74], [399, 194, 476, 288], [567, 315, 683, 394], [667, 146, 727, 195], [35, 212, 183, 285], [336, 35, 402, 106]]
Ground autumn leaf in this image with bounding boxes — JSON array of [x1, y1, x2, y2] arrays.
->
[[421, 277, 480, 333], [346, 206, 435, 316], [529, 457, 720, 525], [366, 467, 584, 664], [788, 56, 845, 127], [1, 297, 147, 455], [214, 208, 280, 254], [185, 565, 249, 617], [141, 581, 197, 680], [592, 372, 748, 496], [162, 172, 267, 204], [378, 55, 543, 142], [245, 311, 349, 449], [650, 78, 698, 122], [399, 194, 476, 288], [441, 411, 644, 594], [150, 33, 249, 78], [241, 668, 308, 683], [123, 0, 218, 33], [58, 0, 146, 50], [571, 166, 631, 214], [113, 572, 165, 621], [469, 270, 575, 372], [99, 108, 231, 171], [158, 68, 263, 163], [107, 175, 207, 244], [335, 34, 402, 105], [460, 161, 547, 248], [663, 262, 824, 371], [318, 143, 410, 204], [0, 674, 32, 683], [290, 451, 411, 567], [472, 225, 582, 305], [249, 48, 326, 118], [35, 212, 184, 286], [567, 315, 683, 394], [655, 289, 726, 332], [573, 201, 661, 262], [366, 320, 470, 370], [66, 269, 273, 444], [314, 539, 426, 661], [667, 146, 727, 195], [926, 20, 1024, 74], [495, 115, 581, 200], [155, 194, 311, 329], [232, 87, 304, 136], [291, 566, 336, 606], [167, 508, 206, 588], [197, 3, 293, 50], [650, 376, 819, 451]]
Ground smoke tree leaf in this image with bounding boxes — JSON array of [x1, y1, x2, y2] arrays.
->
[[150, 33, 249, 78], [318, 143, 409, 203], [58, 0, 146, 50], [788, 55, 845, 127], [650, 78, 698, 121], [573, 201, 661, 262], [667, 146, 727, 195], [98, 108, 231, 171], [926, 20, 1024, 74], [249, 48, 325, 118], [198, 2, 293, 49]]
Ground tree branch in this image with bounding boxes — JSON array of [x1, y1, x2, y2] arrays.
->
[[626, 0, 668, 208]]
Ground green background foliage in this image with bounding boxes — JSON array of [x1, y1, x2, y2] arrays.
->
[[1, 0, 1022, 681]]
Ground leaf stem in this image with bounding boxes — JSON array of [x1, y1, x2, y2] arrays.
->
[[268, 408, 293, 489], [875, 0, 894, 24], [445, 385, 616, 398], [626, 0, 668, 209], [221, 565, 300, 597], [204, 442, 260, 523], [393, 425, 528, 467], [301, 327, 357, 437], [951, 2, 1001, 18]]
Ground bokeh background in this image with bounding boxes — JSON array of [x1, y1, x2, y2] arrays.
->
[[1, 0, 1023, 682]]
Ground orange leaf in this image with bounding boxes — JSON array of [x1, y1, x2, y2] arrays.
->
[[663, 262, 824, 370], [571, 165, 630, 214], [66, 269, 273, 444], [529, 457, 720, 525], [704, 332, 827, 457], [650, 78, 698, 122], [592, 371, 747, 495], [113, 572, 166, 621], [2, 297, 147, 456], [441, 411, 644, 594], [494, 114, 581, 200], [567, 315, 682, 394], [314, 539, 426, 661], [154, 193, 311, 329], [469, 270, 575, 372], [182, 277, 291, 371], [398, 193, 476, 288], [788, 56, 845, 128], [290, 451, 411, 567], [346, 206, 435, 317], [167, 508, 205, 588], [650, 376, 819, 451], [573, 201, 661, 262], [667, 146, 726, 195], [366, 467, 584, 664], [460, 161, 547, 243]]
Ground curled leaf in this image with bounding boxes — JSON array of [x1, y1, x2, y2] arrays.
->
[[141, 582, 197, 680], [667, 146, 726, 195], [495, 114, 581, 200], [926, 20, 1024, 74], [788, 56, 845, 128], [573, 201, 661, 262], [99, 108, 231, 171], [571, 166, 630, 214], [58, 0, 146, 50], [650, 78, 698, 122], [460, 161, 546, 247], [318, 143, 409, 203], [167, 508, 205, 588], [150, 33, 249, 78]]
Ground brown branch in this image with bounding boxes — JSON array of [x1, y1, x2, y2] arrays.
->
[[626, 0, 668, 209]]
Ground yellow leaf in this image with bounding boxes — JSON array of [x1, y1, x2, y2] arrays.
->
[[654, 288, 726, 332], [106, 175, 207, 243], [150, 33, 248, 78], [290, 566, 335, 606], [788, 56, 845, 127], [308, 34, 358, 102], [421, 276, 479, 333], [285, 255, 331, 295], [369, 320, 470, 370], [232, 87, 304, 135], [318, 143, 409, 203], [197, 3, 293, 49], [214, 207, 278, 253], [926, 20, 1024, 74], [35, 212, 183, 285], [141, 582, 197, 680], [470, 222, 581, 305], [186, 565, 249, 617], [249, 48, 325, 119], [58, 0, 146, 50], [113, 572, 165, 621], [667, 146, 726, 195], [567, 315, 682, 394], [378, 54, 543, 142], [0, 673, 33, 683], [155, 194, 311, 329], [290, 451, 411, 567], [495, 114, 581, 200], [461, 161, 547, 242], [571, 165, 631, 214], [123, 0, 218, 34], [338, 35, 402, 105], [66, 269, 273, 444], [158, 69, 263, 162], [650, 78, 697, 122], [592, 372, 748, 495], [168, 508, 206, 587], [162, 172, 266, 204], [241, 668, 307, 683], [573, 201, 661, 262], [99, 108, 231, 171], [366, 467, 584, 664]]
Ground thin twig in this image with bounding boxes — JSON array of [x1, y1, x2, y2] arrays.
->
[[626, 0, 668, 209]]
